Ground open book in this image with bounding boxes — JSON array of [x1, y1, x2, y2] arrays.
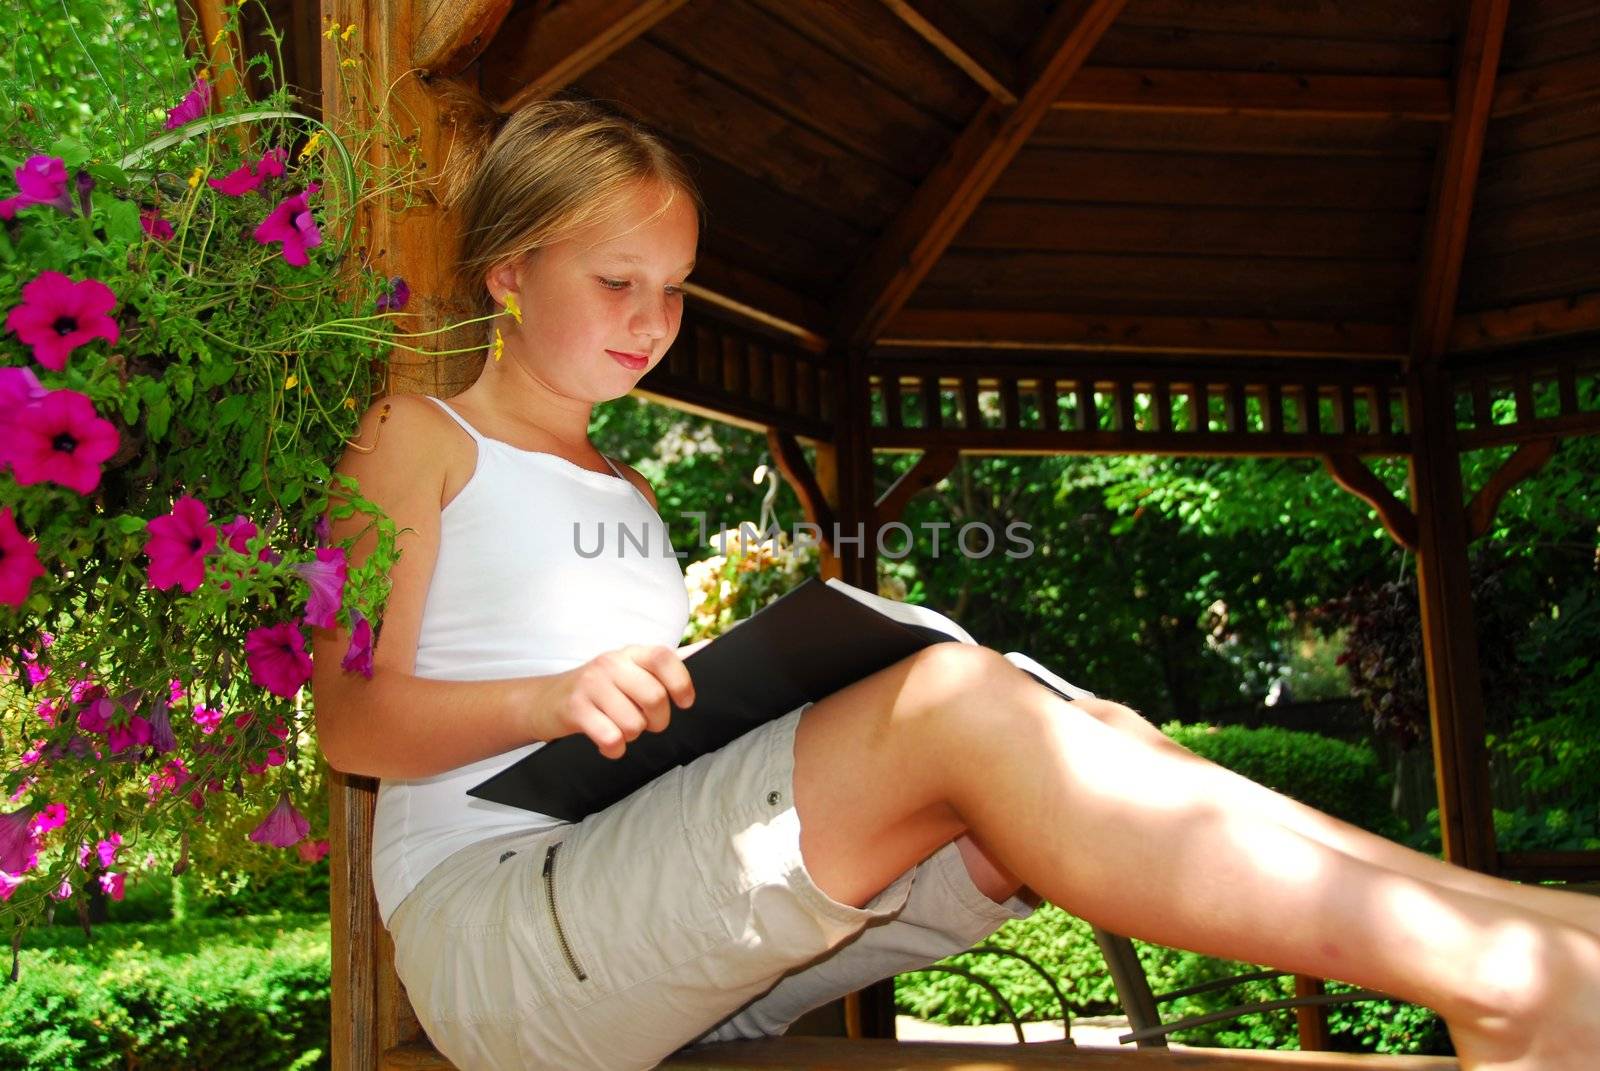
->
[[467, 577, 1095, 819]]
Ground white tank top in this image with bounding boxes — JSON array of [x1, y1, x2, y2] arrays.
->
[[371, 395, 691, 925]]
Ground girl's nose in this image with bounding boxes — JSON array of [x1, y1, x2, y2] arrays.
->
[[631, 290, 672, 340]]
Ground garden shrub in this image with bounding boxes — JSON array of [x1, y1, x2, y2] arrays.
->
[[1, 913, 330, 1070]]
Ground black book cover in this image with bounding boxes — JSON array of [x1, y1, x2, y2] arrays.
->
[[466, 577, 960, 820]]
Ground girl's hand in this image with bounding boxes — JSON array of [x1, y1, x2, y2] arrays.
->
[[538, 645, 696, 760]]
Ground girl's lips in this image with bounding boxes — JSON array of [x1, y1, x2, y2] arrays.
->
[[607, 349, 649, 371]]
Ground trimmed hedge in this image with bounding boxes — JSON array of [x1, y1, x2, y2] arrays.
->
[[1, 914, 330, 1070], [896, 722, 1451, 1056]]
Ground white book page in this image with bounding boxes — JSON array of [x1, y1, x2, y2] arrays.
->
[[1004, 651, 1096, 700], [822, 577, 977, 645]]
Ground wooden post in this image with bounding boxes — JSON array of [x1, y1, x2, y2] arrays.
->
[[1406, 363, 1497, 872]]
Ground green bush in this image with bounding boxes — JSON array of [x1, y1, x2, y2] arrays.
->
[[1, 913, 330, 1070], [1162, 722, 1408, 841], [897, 723, 1449, 1055]]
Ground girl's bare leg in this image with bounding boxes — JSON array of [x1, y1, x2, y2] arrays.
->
[[791, 644, 1600, 1071], [1064, 695, 1600, 937]]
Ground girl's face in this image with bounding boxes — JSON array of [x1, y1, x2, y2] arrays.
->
[[494, 182, 699, 404]]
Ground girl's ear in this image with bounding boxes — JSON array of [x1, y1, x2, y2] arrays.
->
[[484, 258, 522, 307]]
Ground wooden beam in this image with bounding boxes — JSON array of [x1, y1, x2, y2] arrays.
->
[[684, 257, 831, 353], [411, 0, 513, 76], [1466, 438, 1557, 540], [1056, 69, 1451, 122], [1450, 290, 1600, 352], [1492, 52, 1600, 117], [1321, 454, 1418, 551], [874, 448, 959, 526], [881, 309, 1407, 359], [766, 428, 836, 536], [1407, 364, 1498, 873], [835, 0, 1129, 348], [482, 0, 688, 112], [1411, 0, 1512, 363], [878, 0, 1018, 104]]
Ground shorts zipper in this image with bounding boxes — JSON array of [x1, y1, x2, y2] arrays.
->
[[542, 842, 588, 982]]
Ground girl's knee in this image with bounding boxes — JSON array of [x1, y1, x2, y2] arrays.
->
[[902, 643, 1026, 719]]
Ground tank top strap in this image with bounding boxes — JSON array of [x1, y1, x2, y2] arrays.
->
[[425, 396, 487, 445], [600, 453, 656, 512]]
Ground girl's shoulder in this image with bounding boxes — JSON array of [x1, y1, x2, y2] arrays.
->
[[338, 394, 468, 515]]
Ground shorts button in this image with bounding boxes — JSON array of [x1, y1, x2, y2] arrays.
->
[[766, 790, 782, 806]]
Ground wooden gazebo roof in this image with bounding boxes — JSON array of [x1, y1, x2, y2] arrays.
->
[[173, 2, 1600, 1066], [190, 0, 1600, 876]]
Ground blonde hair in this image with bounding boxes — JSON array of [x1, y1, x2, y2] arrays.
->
[[445, 94, 704, 316]]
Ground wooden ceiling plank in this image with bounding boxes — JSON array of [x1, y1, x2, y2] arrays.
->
[[485, 0, 688, 111], [836, 0, 1130, 347], [881, 309, 1407, 359], [1492, 50, 1600, 117], [1412, 0, 1514, 363], [412, 0, 514, 76], [878, 0, 1018, 104], [1056, 69, 1451, 122]]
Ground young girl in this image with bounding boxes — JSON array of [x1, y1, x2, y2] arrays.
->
[[310, 98, 1600, 1071]]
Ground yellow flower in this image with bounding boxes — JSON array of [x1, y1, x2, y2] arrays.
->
[[323, 20, 339, 39], [503, 292, 522, 324], [340, 57, 359, 68], [210, 28, 227, 46], [187, 166, 204, 189], [491, 329, 504, 362], [285, 374, 299, 389], [343, 397, 357, 410], [299, 131, 324, 159], [341, 24, 357, 41]]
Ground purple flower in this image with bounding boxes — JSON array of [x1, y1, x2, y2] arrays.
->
[[313, 512, 332, 546], [248, 792, 310, 848], [0, 507, 45, 609], [144, 496, 218, 592], [140, 209, 175, 241], [5, 388, 121, 495], [252, 184, 321, 266], [342, 607, 374, 678], [77, 693, 115, 733], [292, 545, 347, 629], [74, 170, 94, 217], [164, 76, 211, 130], [220, 514, 259, 554], [208, 148, 287, 196], [0, 809, 38, 876], [5, 271, 121, 371], [146, 696, 177, 754], [246, 619, 312, 699], [0, 155, 73, 218], [376, 276, 410, 312], [96, 832, 122, 869]]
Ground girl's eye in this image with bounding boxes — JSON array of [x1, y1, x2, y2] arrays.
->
[[600, 277, 686, 297]]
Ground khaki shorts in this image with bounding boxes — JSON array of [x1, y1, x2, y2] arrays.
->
[[387, 703, 1035, 1071]]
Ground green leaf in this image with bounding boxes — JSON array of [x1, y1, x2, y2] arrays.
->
[[114, 514, 149, 535], [48, 135, 91, 167], [101, 197, 141, 244], [147, 392, 173, 442]]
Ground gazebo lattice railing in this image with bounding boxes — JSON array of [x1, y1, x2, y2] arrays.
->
[[178, 0, 1600, 1067]]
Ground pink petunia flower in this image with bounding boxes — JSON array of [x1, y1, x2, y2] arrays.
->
[[0, 155, 73, 218], [30, 802, 67, 834], [252, 184, 321, 266], [220, 514, 258, 554], [0, 367, 49, 471], [192, 703, 223, 734], [0, 808, 39, 876], [0, 507, 46, 608], [292, 545, 347, 629], [77, 693, 115, 733], [246, 620, 312, 698], [144, 496, 218, 592], [342, 608, 374, 678], [108, 715, 153, 754], [164, 76, 211, 130], [140, 209, 174, 240], [49, 877, 72, 901], [5, 272, 121, 371], [248, 792, 310, 848], [208, 148, 287, 196], [147, 758, 192, 800], [5, 389, 120, 494], [96, 832, 122, 869], [296, 838, 329, 863], [98, 871, 125, 901]]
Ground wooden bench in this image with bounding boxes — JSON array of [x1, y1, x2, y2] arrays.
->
[[333, 771, 1460, 1070]]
